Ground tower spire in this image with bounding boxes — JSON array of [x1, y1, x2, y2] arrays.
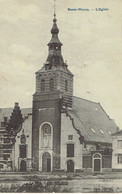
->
[[45, 0, 71, 71], [45, 0, 65, 68]]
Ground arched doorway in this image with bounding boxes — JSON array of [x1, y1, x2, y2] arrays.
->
[[67, 160, 74, 172], [42, 152, 51, 172], [93, 153, 102, 172], [20, 160, 27, 172]]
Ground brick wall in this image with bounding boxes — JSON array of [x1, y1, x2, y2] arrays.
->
[[32, 98, 61, 171]]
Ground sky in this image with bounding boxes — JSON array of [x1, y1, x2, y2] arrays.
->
[[0, 0, 121, 128]]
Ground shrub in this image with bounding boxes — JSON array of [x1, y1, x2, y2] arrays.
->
[[0, 180, 70, 193]]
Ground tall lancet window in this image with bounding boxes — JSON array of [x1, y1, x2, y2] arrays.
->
[[65, 80, 68, 92], [41, 79, 45, 92], [41, 123, 51, 148], [50, 78, 54, 91]]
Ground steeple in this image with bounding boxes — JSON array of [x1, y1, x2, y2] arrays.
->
[[47, 0, 62, 49], [45, 11, 68, 70], [34, 4, 73, 107], [48, 14, 62, 45]]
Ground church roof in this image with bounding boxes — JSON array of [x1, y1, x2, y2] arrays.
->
[[65, 96, 117, 144], [36, 66, 73, 76], [0, 97, 117, 144]]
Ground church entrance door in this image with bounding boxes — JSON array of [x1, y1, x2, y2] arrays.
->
[[42, 152, 51, 172], [20, 160, 27, 172], [67, 160, 74, 172]]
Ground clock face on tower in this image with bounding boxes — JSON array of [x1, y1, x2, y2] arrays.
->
[[42, 123, 51, 134]]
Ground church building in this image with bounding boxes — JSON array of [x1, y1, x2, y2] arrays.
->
[[0, 13, 118, 173]]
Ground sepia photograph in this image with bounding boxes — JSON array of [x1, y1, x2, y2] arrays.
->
[[0, 0, 122, 192]]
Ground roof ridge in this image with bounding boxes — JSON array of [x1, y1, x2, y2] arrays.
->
[[98, 103, 113, 121], [112, 129, 122, 136], [73, 96, 99, 105]]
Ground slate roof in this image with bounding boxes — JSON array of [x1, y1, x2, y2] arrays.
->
[[112, 130, 122, 136], [48, 36, 62, 45], [67, 96, 117, 144], [0, 96, 117, 144], [36, 65, 73, 76]]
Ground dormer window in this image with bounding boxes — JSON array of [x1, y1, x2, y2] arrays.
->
[[65, 80, 68, 92], [41, 79, 45, 92], [50, 45, 53, 50], [50, 78, 54, 91], [45, 62, 50, 70]]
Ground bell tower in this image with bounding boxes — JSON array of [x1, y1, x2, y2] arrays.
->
[[32, 12, 73, 171]]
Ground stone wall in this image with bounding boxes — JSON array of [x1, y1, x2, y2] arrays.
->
[[60, 112, 83, 171]]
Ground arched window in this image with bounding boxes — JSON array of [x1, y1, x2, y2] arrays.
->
[[65, 80, 68, 92], [41, 123, 51, 148], [50, 78, 54, 91], [41, 79, 45, 92]]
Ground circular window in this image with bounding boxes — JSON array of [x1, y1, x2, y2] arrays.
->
[[42, 123, 51, 134]]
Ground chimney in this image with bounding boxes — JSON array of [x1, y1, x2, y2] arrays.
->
[[4, 117, 8, 123], [15, 102, 19, 107], [116, 127, 119, 132]]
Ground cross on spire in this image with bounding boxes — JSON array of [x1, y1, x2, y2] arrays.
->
[[54, 0, 56, 18]]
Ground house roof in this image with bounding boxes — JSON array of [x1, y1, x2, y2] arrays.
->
[[0, 108, 32, 122], [66, 96, 117, 144], [112, 130, 122, 136]]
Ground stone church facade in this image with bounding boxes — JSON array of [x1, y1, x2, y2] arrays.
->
[[0, 15, 118, 172]]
